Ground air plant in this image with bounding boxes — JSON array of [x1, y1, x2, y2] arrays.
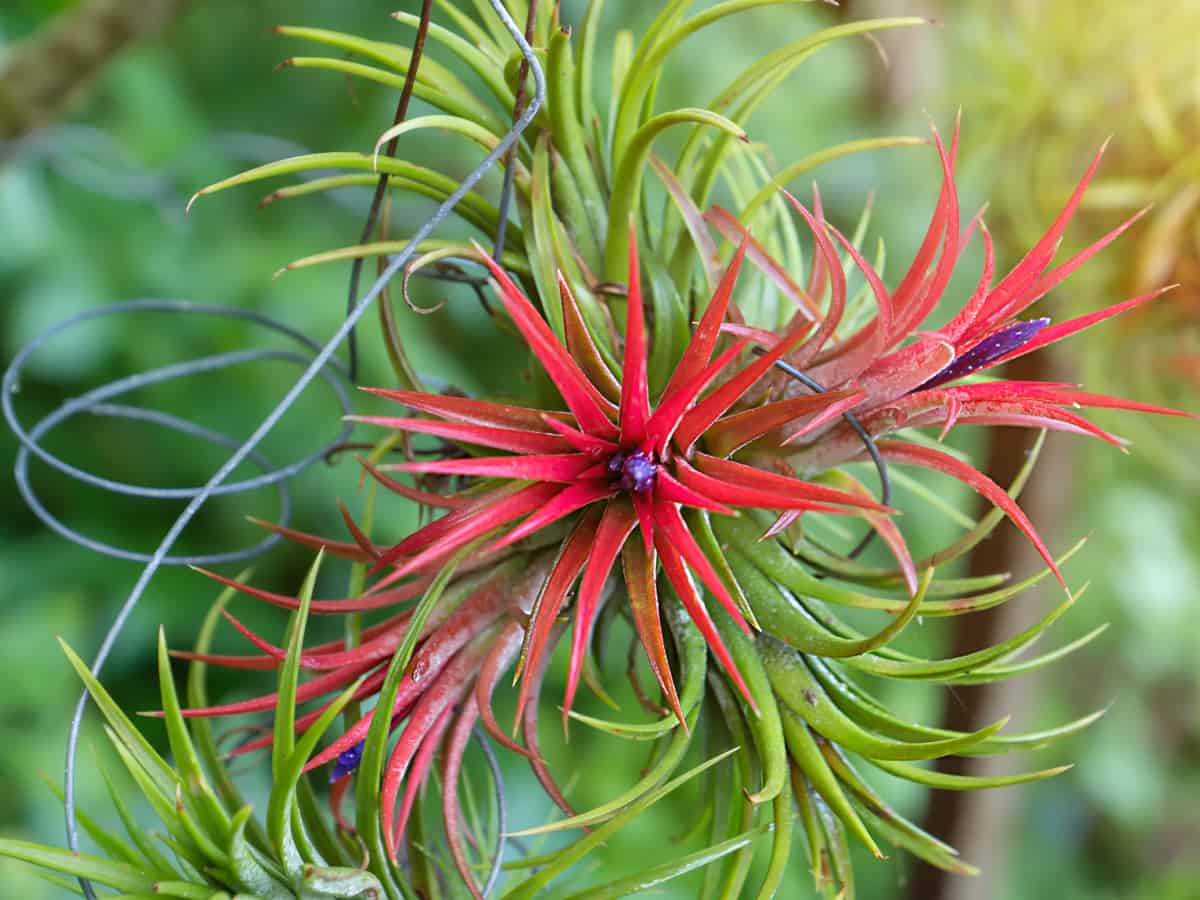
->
[[2, 2, 1194, 899]]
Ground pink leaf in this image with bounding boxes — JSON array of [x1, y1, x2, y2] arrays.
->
[[563, 500, 636, 724], [878, 439, 1065, 590], [385, 452, 594, 483], [619, 226, 652, 444], [472, 244, 618, 438], [351, 415, 571, 454]]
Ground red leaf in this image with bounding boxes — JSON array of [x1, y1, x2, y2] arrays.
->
[[651, 495, 745, 630], [622, 540, 685, 729], [655, 532, 756, 710], [338, 499, 380, 561], [559, 272, 622, 402], [472, 245, 618, 438], [660, 237, 750, 402], [673, 318, 812, 451], [839, 475, 918, 596], [305, 581, 512, 772], [482, 479, 615, 555], [704, 207, 820, 320], [373, 482, 529, 568], [977, 142, 1107, 327], [943, 220, 996, 342], [190, 565, 429, 613], [647, 340, 748, 455], [245, 518, 378, 563], [351, 415, 570, 454], [514, 510, 599, 726], [619, 227, 652, 444], [878, 439, 1065, 590], [853, 337, 956, 410], [519, 641, 577, 819], [563, 500, 636, 723], [704, 389, 863, 456], [377, 482, 561, 577], [881, 130, 957, 346], [357, 456, 469, 509], [541, 414, 619, 456], [362, 387, 565, 432], [474, 621, 529, 757], [780, 191, 848, 364], [441, 694, 485, 900], [632, 490, 656, 555], [174, 659, 377, 719], [991, 286, 1174, 368], [654, 469, 734, 515], [387, 704, 457, 860], [686, 454, 890, 511], [385, 452, 594, 483], [1011, 207, 1150, 316], [889, 124, 960, 339]]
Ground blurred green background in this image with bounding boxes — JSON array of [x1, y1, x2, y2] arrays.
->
[[2, 1, 1197, 898]]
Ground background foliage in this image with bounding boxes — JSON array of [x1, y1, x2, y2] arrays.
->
[[1, 1, 1196, 897]]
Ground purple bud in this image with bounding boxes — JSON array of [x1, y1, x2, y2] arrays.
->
[[918, 318, 1051, 390], [606, 450, 627, 475], [619, 450, 658, 494], [331, 741, 364, 782]]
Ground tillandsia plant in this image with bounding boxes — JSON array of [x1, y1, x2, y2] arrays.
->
[[2, 2, 1196, 899]]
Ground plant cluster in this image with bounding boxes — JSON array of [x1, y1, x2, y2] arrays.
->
[[1, 2, 1193, 898]]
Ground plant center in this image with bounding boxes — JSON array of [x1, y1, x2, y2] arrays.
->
[[607, 449, 658, 494]]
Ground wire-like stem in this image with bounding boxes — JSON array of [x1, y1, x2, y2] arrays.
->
[[344, 0, 435, 383], [759, 351, 891, 559], [492, 0, 539, 263], [3, 2, 546, 895]]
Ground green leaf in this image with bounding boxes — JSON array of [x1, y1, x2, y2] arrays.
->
[[870, 756, 1071, 791], [268, 551, 324, 876], [190, 152, 500, 213], [755, 787, 795, 899], [502, 747, 741, 899], [282, 57, 498, 132], [763, 641, 1009, 761], [97, 758, 179, 878], [274, 26, 443, 86], [104, 730, 227, 870], [276, 240, 531, 280], [946, 623, 1108, 684], [150, 881, 219, 899], [38, 772, 144, 869], [157, 628, 232, 840], [371, 115, 515, 180], [392, 11, 517, 113], [228, 807, 292, 899], [713, 613, 789, 805], [563, 822, 770, 900], [607, 108, 747, 279], [546, 26, 608, 243], [187, 576, 273, 854], [702, 674, 760, 900], [0, 839, 157, 893], [729, 547, 924, 657], [508, 713, 695, 836], [58, 639, 177, 796], [780, 711, 882, 859]]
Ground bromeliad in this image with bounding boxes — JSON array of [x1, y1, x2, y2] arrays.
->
[[352, 231, 889, 730]]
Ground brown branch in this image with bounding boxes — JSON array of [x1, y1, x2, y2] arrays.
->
[[0, 0, 192, 141]]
